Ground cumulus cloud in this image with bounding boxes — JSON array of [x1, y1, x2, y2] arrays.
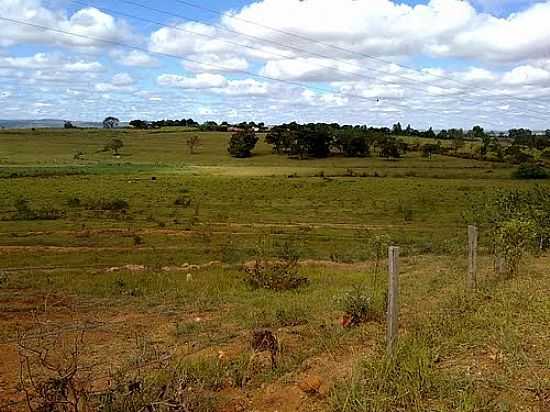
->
[[95, 73, 136, 92], [219, 0, 550, 63], [0, 0, 134, 49], [0, 53, 103, 72], [116, 50, 158, 67], [183, 54, 249, 73], [157, 73, 227, 89]]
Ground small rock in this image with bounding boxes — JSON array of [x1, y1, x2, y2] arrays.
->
[[298, 375, 322, 395]]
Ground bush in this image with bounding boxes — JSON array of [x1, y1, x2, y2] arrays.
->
[[13, 198, 64, 221], [228, 130, 258, 158], [337, 285, 373, 327], [66, 197, 81, 207], [513, 162, 549, 179], [85, 198, 129, 211], [496, 219, 536, 276], [243, 240, 308, 291], [174, 195, 192, 207]]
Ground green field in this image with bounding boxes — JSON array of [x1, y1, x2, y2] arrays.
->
[[0, 128, 548, 411]]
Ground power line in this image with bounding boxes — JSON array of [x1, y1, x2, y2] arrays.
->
[[71, 0, 550, 126], [169, 0, 550, 118], [0, 16, 526, 128], [70, 0, 523, 121], [94, 0, 550, 123]]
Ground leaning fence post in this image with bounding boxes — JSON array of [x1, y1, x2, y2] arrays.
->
[[468, 225, 478, 289], [386, 246, 400, 355]]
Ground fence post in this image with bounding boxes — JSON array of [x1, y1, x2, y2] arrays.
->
[[468, 225, 478, 289], [387, 246, 400, 355]]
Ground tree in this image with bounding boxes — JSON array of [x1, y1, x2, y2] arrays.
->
[[392, 122, 403, 135], [471, 125, 485, 138], [129, 120, 149, 129], [64, 121, 76, 129], [186, 135, 201, 154], [421, 143, 440, 160], [228, 130, 258, 158], [103, 117, 120, 129], [379, 137, 401, 159], [104, 139, 124, 155], [335, 128, 370, 157]]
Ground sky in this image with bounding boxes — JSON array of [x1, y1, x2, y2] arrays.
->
[[1, 0, 550, 129]]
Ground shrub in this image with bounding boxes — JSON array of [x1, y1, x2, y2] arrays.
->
[[85, 198, 129, 211], [496, 219, 536, 276], [243, 240, 308, 291], [66, 197, 81, 207], [13, 198, 64, 221], [513, 162, 549, 179], [174, 195, 192, 207], [228, 130, 258, 158], [337, 285, 373, 327]]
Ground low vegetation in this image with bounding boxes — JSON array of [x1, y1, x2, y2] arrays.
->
[[0, 126, 549, 411]]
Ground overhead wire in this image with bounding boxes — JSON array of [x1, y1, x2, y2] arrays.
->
[[0, 15, 527, 128], [169, 0, 550, 119]]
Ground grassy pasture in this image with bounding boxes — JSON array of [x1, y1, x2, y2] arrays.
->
[[0, 128, 548, 411]]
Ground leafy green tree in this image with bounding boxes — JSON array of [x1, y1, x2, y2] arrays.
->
[[103, 116, 119, 129], [379, 137, 401, 159], [421, 143, 440, 159], [392, 122, 403, 135], [335, 128, 370, 157], [129, 120, 148, 129], [228, 130, 258, 158]]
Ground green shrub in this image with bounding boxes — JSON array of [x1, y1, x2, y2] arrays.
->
[[337, 285, 373, 327], [243, 240, 308, 291], [513, 162, 549, 179], [174, 195, 192, 207], [85, 198, 129, 211], [66, 197, 81, 207], [228, 130, 258, 158], [13, 198, 64, 221], [496, 219, 536, 276]]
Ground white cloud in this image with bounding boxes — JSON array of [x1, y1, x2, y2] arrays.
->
[[0, 0, 134, 49], [502, 65, 550, 85], [112, 72, 135, 86], [183, 54, 249, 73], [157, 73, 227, 89], [95, 73, 136, 92], [0, 53, 103, 72], [116, 50, 158, 67], [260, 57, 361, 82], [217, 79, 269, 96]]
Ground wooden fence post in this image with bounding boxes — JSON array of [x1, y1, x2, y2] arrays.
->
[[387, 246, 400, 355], [468, 225, 478, 289]]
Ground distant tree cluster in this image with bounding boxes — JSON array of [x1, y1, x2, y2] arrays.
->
[[266, 123, 406, 159], [129, 119, 199, 129], [128, 119, 269, 132], [392, 122, 436, 139]]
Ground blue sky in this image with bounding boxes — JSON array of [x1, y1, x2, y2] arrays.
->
[[1, 0, 550, 129]]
